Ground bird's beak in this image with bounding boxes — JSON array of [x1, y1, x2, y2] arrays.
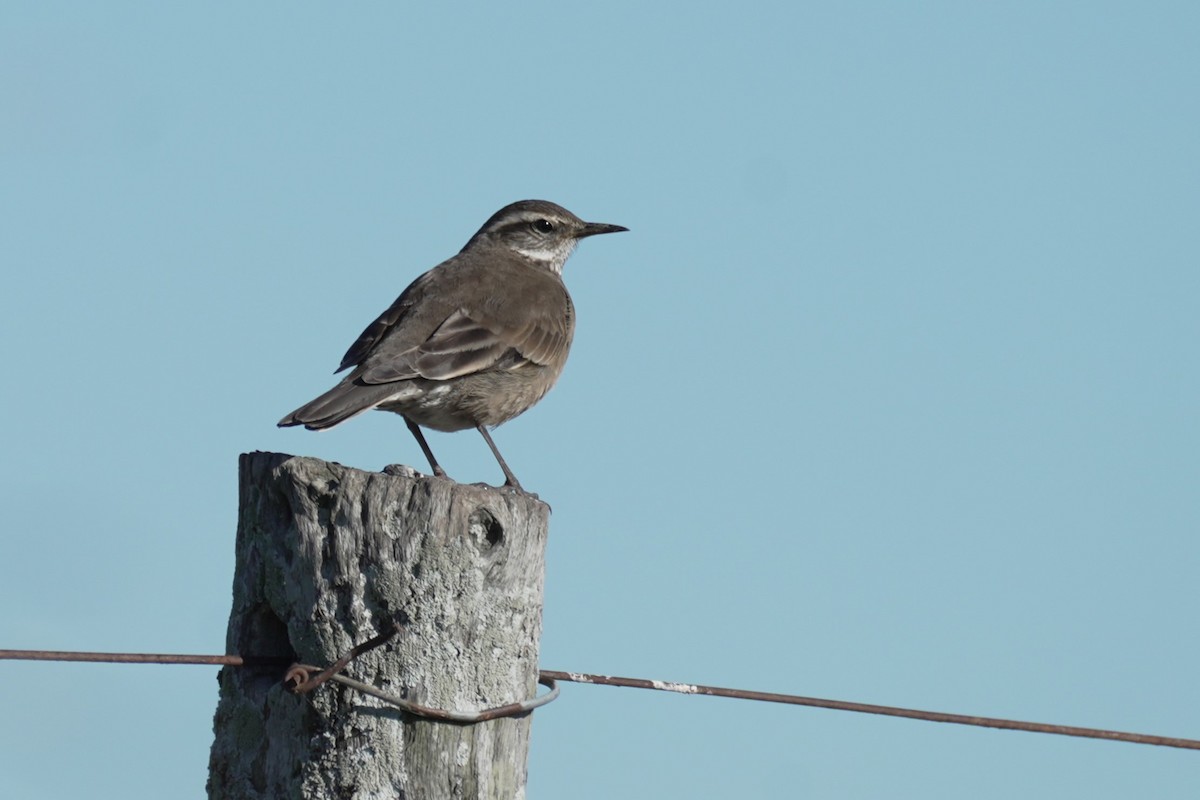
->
[[577, 221, 629, 239]]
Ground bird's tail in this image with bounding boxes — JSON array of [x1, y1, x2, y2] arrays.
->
[[277, 379, 403, 430]]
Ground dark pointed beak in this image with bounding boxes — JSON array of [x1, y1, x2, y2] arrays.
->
[[577, 221, 629, 239]]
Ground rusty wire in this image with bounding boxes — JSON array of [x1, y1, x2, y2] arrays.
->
[[1, 648, 1197, 749], [0, 641, 557, 724], [0, 649, 283, 667], [284, 623, 403, 694], [301, 668, 560, 722], [280, 625, 559, 722], [540, 670, 1200, 751]]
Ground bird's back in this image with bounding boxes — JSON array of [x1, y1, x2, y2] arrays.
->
[[349, 251, 574, 430]]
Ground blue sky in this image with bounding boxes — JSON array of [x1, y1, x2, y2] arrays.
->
[[2, 3, 1198, 797]]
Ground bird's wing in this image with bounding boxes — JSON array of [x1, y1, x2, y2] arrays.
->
[[358, 303, 572, 384], [335, 269, 437, 373]]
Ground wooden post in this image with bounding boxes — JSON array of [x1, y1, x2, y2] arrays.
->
[[208, 452, 549, 799]]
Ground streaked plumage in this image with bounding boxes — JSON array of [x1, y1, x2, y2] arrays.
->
[[278, 199, 626, 491]]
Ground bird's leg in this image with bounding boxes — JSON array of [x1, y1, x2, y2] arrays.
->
[[475, 424, 524, 492], [404, 417, 448, 479]]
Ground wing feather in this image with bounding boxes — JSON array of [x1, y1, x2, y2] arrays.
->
[[348, 263, 574, 386], [358, 305, 571, 385]]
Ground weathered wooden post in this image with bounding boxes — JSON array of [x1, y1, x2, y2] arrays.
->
[[208, 452, 549, 799]]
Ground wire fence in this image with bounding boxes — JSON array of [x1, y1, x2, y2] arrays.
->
[[2, 646, 1195, 750]]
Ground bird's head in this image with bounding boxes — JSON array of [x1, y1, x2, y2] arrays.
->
[[463, 199, 627, 275]]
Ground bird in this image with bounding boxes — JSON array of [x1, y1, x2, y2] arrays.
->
[[278, 199, 627, 492]]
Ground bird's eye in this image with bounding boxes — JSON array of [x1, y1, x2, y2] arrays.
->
[[532, 219, 554, 234]]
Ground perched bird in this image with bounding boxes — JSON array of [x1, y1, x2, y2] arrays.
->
[[278, 199, 627, 492]]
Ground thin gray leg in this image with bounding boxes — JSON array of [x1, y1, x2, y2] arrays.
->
[[475, 424, 523, 491], [405, 417, 448, 478]]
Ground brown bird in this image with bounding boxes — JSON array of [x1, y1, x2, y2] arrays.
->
[[278, 199, 627, 492]]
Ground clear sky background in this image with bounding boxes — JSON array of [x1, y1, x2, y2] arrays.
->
[[2, 3, 1198, 798]]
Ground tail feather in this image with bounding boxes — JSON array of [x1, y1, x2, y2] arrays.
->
[[278, 379, 405, 430]]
